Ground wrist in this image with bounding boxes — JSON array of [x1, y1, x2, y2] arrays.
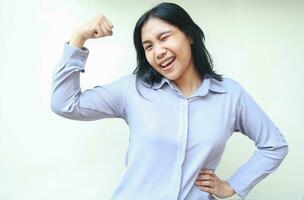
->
[[70, 33, 87, 49], [224, 181, 236, 196]]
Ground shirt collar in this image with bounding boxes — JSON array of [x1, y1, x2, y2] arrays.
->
[[142, 75, 226, 97], [150, 77, 171, 89]]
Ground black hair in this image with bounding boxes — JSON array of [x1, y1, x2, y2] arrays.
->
[[133, 2, 223, 88]]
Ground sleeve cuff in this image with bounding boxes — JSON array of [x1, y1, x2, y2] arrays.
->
[[226, 178, 247, 199], [61, 42, 90, 72]]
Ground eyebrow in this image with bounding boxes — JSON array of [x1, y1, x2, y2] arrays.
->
[[142, 30, 172, 45]]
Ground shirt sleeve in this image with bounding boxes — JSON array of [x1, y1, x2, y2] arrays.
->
[[51, 42, 131, 121], [226, 85, 289, 199]]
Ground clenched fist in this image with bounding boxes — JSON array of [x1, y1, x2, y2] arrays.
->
[[69, 15, 114, 48]]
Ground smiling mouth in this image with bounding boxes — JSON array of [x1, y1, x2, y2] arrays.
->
[[160, 57, 176, 68]]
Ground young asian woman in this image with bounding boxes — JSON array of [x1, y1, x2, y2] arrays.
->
[[51, 2, 288, 200]]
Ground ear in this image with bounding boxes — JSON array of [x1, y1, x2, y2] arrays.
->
[[187, 35, 193, 44]]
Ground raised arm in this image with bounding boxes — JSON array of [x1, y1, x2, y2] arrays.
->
[[51, 15, 130, 121]]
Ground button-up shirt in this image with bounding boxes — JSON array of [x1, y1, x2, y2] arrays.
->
[[51, 43, 288, 200]]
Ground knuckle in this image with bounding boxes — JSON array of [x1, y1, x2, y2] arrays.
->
[[95, 15, 101, 21], [101, 15, 107, 21], [96, 15, 104, 23], [94, 21, 101, 27]]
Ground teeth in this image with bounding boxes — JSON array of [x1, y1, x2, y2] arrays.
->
[[161, 57, 174, 67]]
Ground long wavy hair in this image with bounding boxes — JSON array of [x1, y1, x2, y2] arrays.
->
[[133, 2, 223, 88]]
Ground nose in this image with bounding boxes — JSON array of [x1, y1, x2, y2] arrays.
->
[[155, 45, 167, 59]]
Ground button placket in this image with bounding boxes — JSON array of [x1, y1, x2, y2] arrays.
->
[[171, 99, 189, 199]]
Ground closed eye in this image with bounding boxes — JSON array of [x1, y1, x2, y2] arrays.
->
[[160, 35, 170, 41], [144, 45, 152, 51]]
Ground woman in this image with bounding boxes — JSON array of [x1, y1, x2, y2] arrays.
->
[[51, 2, 288, 200]]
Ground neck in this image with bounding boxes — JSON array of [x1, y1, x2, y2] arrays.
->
[[173, 65, 202, 97]]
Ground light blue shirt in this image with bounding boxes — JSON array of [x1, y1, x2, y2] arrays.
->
[[51, 43, 288, 200]]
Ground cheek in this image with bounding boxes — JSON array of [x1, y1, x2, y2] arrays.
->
[[179, 43, 192, 63], [145, 52, 157, 68], [170, 39, 191, 59]]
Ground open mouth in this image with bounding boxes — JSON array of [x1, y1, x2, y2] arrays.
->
[[160, 56, 176, 70]]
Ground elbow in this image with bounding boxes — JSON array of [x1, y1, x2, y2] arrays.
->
[[51, 101, 64, 116], [274, 143, 289, 161], [279, 136, 289, 160], [51, 98, 69, 117], [281, 144, 289, 159], [259, 143, 289, 161]]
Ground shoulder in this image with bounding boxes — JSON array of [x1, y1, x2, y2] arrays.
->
[[103, 73, 134, 87], [217, 77, 243, 90], [210, 76, 244, 97], [92, 73, 135, 96]]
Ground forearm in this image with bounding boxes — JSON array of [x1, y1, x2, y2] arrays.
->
[[226, 144, 288, 198]]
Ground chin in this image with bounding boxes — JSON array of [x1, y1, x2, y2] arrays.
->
[[163, 73, 180, 82]]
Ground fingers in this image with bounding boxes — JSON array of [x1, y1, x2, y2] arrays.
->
[[196, 169, 215, 181], [197, 174, 215, 181], [70, 14, 114, 47], [199, 169, 215, 176], [195, 179, 215, 194], [94, 24, 103, 38], [104, 17, 113, 29], [93, 15, 113, 38], [195, 180, 214, 187], [195, 169, 234, 198], [195, 169, 216, 194], [195, 173, 215, 187]]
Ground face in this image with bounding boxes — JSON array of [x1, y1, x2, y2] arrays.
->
[[141, 17, 195, 82]]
